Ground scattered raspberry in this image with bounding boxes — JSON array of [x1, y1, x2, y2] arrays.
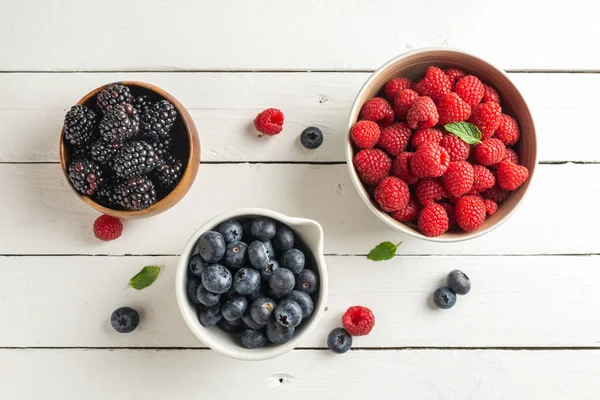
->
[[374, 176, 410, 212], [254, 108, 284, 136], [410, 142, 450, 178], [416, 178, 448, 206], [353, 149, 392, 185], [440, 134, 470, 161], [474, 138, 506, 166], [496, 160, 529, 190], [504, 148, 519, 164], [455, 195, 486, 232], [494, 114, 520, 146], [471, 165, 496, 192], [436, 92, 472, 125], [93, 215, 123, 241], [443, 161, 474, 197], [392, 89, 419, 121], [481, 185, 510, 204], [407, 96, 439, 130], [414, 66, 452, 102], [454, 75, 485, 107], [483, 84, 501, 105], [342, 306, 375, 336], [377, 122, 411, 156], [443, 68, 467, 88], [484, 199, 498, 215], [359, 97, 395, 127], [418, 204, 449, 237], [351, 120, 381, 149], [391, 152, 418, 185], [384, 77, 412, 102], [391, 196, 421, 222], [469, 101, 502, 139], [411, 128, 443, 149], [440, 202, 456, 229]]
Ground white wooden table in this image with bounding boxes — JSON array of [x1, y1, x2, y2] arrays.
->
[[1, 1, 599, 398]]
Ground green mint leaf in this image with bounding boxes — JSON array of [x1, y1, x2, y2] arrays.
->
[[444, 122, 482, 144], [129, 266, 161, 290], [367, 241, 402, 261]]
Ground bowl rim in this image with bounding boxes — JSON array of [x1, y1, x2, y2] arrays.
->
[[175, 207, 329, 361], [344, 47, 538, 243]]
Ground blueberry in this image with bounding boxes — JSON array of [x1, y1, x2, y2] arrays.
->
[[281, 249, 305, 274], [433, 286, 457, 309], [196, 231, 226, 263], [266, 322, 295, 344], [274, 299, 302, 328], [269, 268, 295, 298], [198, 304, 222, 326], [242, 311, 265, 329], [294, 269, 318, 295], [233, 267, 261, 295], [111, 307, 140, 333], [217, 318, 243, 333], [250, 217, 277, 241], [300, 126, 324, 149], [248, 241, 269, 269], [241, 329, 267, 349], [284, 290, 314, 318], [263, 240, 276, 260], [188, 254, 207, 278], [196, 284, 221, 306], [186, 277, 202, 305], [223, 241, 248, 269], [201, 264, 232, 294], [327, 327, 352, 354], [261, 259, 279, 281], [217, 220, 243, 243], [447, 269, 471, 295], [246, 284, 264, 302], [222, 296, 248, 321], [250, 297, 276, 325], [273, 224, 294, 251]]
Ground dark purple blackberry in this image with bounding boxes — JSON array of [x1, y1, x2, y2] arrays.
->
[[99, 104, 140, 143], [97, 84, 134, 114], [142, 100, 178, 140], [71, 142, 92, 159], [112, 176, 157, 210], [151, 137, 172, 158], [133, 95, 153, 112], [90, 140, 121, 167], [112, 140, 159, 179], [68, 158, 105, 196], [153, 154, 183, 190], [94, 180, 119, 207], [64, 105, 97, 147]]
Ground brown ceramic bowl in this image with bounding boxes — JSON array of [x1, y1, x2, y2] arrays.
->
[[345, 48, 537, 242], [59, 81, 200, 219]]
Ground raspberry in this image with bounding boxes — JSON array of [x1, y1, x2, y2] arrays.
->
[[391, 152, 418, 185], [93, 215, 123, 241], [377, 122, 411, 156], [411, 142, 450, 178], [454, 75, 485, 107], [443, 68, 467, 88], [484, 199, 498, 215], [392, 89, 419, 121], [471, 165, 496, 192], [469, 102, 502, 139], [407, 96, 439, 130], [350, 120, 381, 149], [483, 84, 501, 105], [359, 97, 395, 127], [374, 176, 410, 212], [418, 204, 449, 237], [481, 185, 510, 204], [474, 138, 506, 166], [496, 160, 529, 190], [411, 128, 443, 149], [391, 196, 421, 222], [342, 306, 375, 336], [414, 66, 452, 102], [443, 161, 474, 197], [254, 108, 284, 136], [494, 114, 520, 146], [440, 134, 470, 161], [416, 178, 448, 206], [436, 92, 472, 125], [440, 202, 456, 229], [455, 195, 486, 232], [504, 148, 519, 164], [384, 77, 412, 102], [353, 149, 392, 185]]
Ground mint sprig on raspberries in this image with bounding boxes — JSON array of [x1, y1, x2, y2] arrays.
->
[[444, 122, 482, 144], [367, 241, 402, 261]]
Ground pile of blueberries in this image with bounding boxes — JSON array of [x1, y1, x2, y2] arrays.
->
[[186, 217, 319, 348]]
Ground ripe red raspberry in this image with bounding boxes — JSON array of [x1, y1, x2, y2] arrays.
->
[[474, 138, 506, 166], [353, 149, 391, 185], [384, 77, 412, 102], [483, 84, 501, 105], [443, 161, 474, 197], [93, 215, 123, 241], [455, 75, 485, 107], [342, 306, 375, 336], [392, 89, 419, 121], [374, 176, 410, 212], [455, 195, 486, 232], [391, 196, 421, 222], [377, 122, 411, 156], [415, 66, 452, 102], [471, 165, 496, 192], [497, 160, 529, 190], [407, 97, 439, 130], [391, 152, 418, 185], [440, 202, 456, 229], [418, 204, 449, 237], [411, 142, 450, 178], [359, 97, 395, 127], [416, 178, 448, 206], [254, 108, 284, 136], [481, 185, 510, 204], [469, 101, 502, 139], [436, 92, 472, 125], [484, 199, 498, 215], [350, 120, 381, 149], [494, 114, 520, 146], [443, 68, 467, 88], [504, 148, 519, 164], [411, 128, 443, 149], [440, 134, 470, 161]]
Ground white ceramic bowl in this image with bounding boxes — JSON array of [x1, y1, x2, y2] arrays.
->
[[175, 208, 328, 361]]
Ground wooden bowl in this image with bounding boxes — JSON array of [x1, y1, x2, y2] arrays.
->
[[345, 48, 537, 242], [59, 81, 200, 219]]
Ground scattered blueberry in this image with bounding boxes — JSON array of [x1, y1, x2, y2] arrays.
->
[[241, 329, 268, 349], [222, 296, 248, 321], [269, 268, 295, 298], [242, 311, 266, 329], [217, 220, 243, 243], [281, 249, 305, 274], [300, 126, 324, 149], [196, 284, 221, 306], [233, 267, 261, 295], [295, 269, 318, 295], [217, 318, 243, 333], [248, 241, 269, 269], [261, 259, 279, 281], [250, 297, 276, 325], [186, 277, 202, 305], [327, 327, 352, 354], [266, 322, 295, 344], [284, 290, 314, 318], [196, 231, 226, 263], [111, 307, 140, 333], [262, 240, 276, 260], [433, 286, 456, 309], [273, 224, 294, 251], [447, 270, 471, 295], [224, 241, 248, 269], [189, 254, 207, 278], [274, 299, 302, 328], [198, 304, 223, 326], [251, 217, 277, 241], [201, 264, 232, 294]]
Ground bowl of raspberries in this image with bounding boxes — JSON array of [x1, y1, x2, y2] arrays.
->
[[59, 82, 200, 218], [346, 48, 537, 240], [175, 208, 328, 361]]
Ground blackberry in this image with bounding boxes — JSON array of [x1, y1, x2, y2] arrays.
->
[[151, 137, 172, 158], [64, 105, 97, 147], [112, 140, 159, 179], [112, 176, 157, 210], [94, 180, 118, 207], [152, 154, 183, 189], [142, 100, 178, 139], [90, 140, 121, 167], [68, 158, 105, 196], [132, 95, 153, 112], [71, 142, 92, 159], [99, 103, 140, 143], [97, 84, 134, 114]]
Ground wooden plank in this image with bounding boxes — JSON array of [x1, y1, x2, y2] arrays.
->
[[0, 72, 597, 162]]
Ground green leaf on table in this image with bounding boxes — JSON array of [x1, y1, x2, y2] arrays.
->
[[129, 266, 161, 290], [444, 122, 482, 144], [367, 241, 402, 261]]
